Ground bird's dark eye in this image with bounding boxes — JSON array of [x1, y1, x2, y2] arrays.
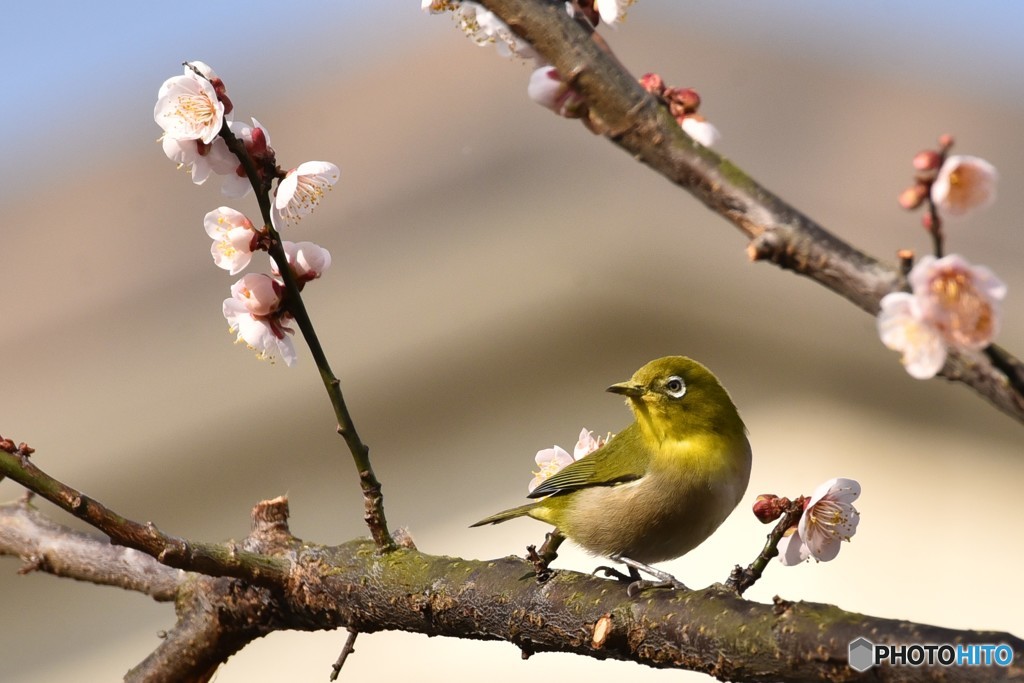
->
[[664, 375, 686, 399]]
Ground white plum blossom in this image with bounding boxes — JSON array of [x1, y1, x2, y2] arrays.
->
[[185, 61, 218, 80], [909, 254, 1005, 350], [154, 72, 226, 144], [572, 428, 606, 459], [204, 207, 257, 275], [161, 135, 236, 185], [779, 477, 860, 565], [223, 274, 296, 366], [529, 445, 574, 493], [431, 1, 538, 60], [528, 428, 607, 493], [528, 66, 586, 118], [681, 116, 721, 148], [220, 118, 274, 198], [594, 0, 633, 25], [421, 0, 456, 11], [931, 155, 998, 217], [274, 161, 341, 225], [272, 241, 332, 283], [877, 292, 947, 379]]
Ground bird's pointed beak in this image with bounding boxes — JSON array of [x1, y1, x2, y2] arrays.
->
[[606, 381, 645, 398]]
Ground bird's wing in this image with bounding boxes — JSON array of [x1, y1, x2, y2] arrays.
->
[[527, 424, 649, 499]]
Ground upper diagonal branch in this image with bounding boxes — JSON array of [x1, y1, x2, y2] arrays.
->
[[477, 0, 1024, 423]]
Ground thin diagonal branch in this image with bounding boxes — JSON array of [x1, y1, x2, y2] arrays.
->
[[220, 125, 395, 552], [0, 447, 290, 586], [478, 0, 1024, 424]]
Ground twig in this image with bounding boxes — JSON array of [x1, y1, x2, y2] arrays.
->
[[526, 530, 565, 582], [726, 500, 804, 596], [329, 628, 359, 681], [219, 125, 395, 552]]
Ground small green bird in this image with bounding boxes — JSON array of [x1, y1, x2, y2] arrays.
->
[[472, 356, 751, 590]]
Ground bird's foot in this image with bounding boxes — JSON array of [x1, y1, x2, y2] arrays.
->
[[608, 554, 689, 596], [592, 564, 641, 584]]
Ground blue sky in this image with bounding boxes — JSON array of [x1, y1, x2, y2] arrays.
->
[[2, 2, 1022, 183]]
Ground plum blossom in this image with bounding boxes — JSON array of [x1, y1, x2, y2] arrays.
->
[[274, 161, 340, 225], [529, 445, 574, 493], [220, 118, 276, 198], [878, 255, 1005, 379], [528, 428, 607, 492], [931, 155, 997, 217], [779, 477, 860, 565], [593, 0, 633, 25], [230, 273, 282, 317], [223, 274, 296, 366], [161, 135, 236, 185], [877, 292, 947, 379], [528, 66, 586, 118], [425, 1, 538, 60], [909, 255, 1005, 350], [154, 71, 226, 144], [272, 241, 332, 284], [205, 207, 257, 275], [681, 116, 721, 148]]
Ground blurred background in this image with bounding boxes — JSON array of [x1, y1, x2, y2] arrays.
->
[[2, 2, 1022, 680]]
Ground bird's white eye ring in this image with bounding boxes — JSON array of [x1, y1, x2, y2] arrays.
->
[[664, 375, 686, 399]]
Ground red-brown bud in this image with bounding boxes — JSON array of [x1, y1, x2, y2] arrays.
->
[[639, 72, 665, 95], [672, 87, 701, 112], [753, 494, 790, 524]]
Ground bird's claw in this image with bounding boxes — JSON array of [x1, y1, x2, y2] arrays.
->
[[592, 565, 636, 583], [605, 554, 689, 594]]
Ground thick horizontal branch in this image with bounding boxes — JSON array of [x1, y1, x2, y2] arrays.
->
[[478, 0, 1024, 424], [2, 481, 1020, 681]]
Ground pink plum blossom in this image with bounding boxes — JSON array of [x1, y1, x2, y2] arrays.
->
[[779, 477, 860, 565], [909, 255, 1005, 350], [877, 292, 947, 379], [931, 155, 997, 217], [223, 275, 295, 366], [528, 428, 607, 493]]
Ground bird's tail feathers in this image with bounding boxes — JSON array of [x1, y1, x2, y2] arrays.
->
[[469, 502, 539, 527]]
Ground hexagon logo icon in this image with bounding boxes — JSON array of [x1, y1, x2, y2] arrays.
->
[[848, 637, 875, 672]]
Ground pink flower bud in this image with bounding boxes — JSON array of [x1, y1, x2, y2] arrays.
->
[[912, 150, 941, 172], [898, 184, 928, 210]]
